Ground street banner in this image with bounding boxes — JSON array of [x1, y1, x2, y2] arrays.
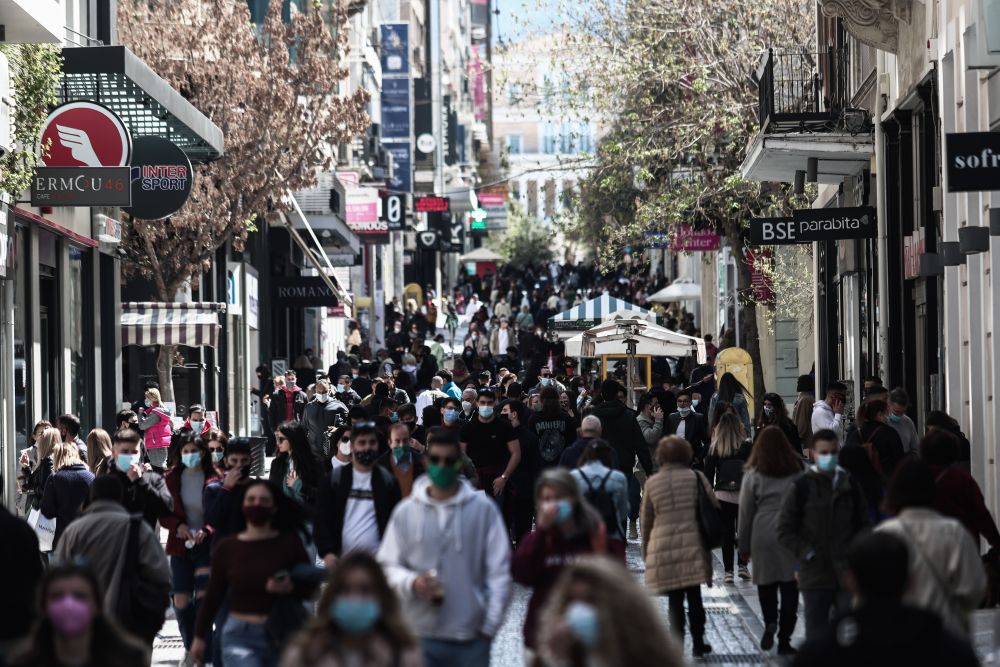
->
[[749, 207, 876, 245]]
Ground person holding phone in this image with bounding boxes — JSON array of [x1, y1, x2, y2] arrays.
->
[[191, 480, 312, 667], [203, 439, 255, 544]]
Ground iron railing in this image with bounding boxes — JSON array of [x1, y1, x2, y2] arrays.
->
[[756, 47, 850, 131]]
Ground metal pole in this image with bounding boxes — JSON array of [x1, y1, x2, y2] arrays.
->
[[431, 0, 444, 305]]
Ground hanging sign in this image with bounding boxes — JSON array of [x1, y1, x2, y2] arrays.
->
[[670, 225, 721, 252], [38, 101, 131, 167], [417, 230, 439, 250], [749, 207, 877, 245], [945, 132, 1000, 192], [126, 136, 193, 219], [31, 167, 131, 207], [271, 276, 339, 307], [414, 195, 450, 212]]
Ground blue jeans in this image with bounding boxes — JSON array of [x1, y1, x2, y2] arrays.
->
[[221, 617, 278, 667], [422, 637, 492, 667], [802, 589, 851, 640]]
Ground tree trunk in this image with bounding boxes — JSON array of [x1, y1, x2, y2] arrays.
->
[[727, 227, 766, 406], [156, 345, 176, 402]]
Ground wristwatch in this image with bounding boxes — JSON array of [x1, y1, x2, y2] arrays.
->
[[500, 473, 508, 480]]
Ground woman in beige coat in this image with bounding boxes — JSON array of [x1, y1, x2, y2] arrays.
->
[[641, 435, 718, 658]]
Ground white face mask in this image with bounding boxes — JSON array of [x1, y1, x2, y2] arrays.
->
[[338, 438, 352, 456], [461, 400, 473, 412], [316, 393, 329, 403]]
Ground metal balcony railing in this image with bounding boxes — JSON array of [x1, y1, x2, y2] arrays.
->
[[756, 47, 849, 132]]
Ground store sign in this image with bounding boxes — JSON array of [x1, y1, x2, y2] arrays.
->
[[31, 167, 131, 207], [271, 276, 339, 307], [226, 263, 243, 316], [903, 229, 925, 280], [38, 101, 131, 167], [380, 24, 410, 76], [744, 248, 774, 305], [246, 271, 259, 330], [415, 195, 450, 212], [126, 136, 193, 219], [945, 132, 1000, 192], [670, 225, 721, 252], [380, 192, 406, 230], [381, 78, 411, 140], [335, 174, 388, 243], [417, 230, 439, 250], [386, 143, 412, 193], [449, 222, 463, 251], [749, 207, 876, 245]]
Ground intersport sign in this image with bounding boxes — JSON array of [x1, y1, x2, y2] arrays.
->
[[946, 132, 1000, 192], [749, 207, 876, 245]]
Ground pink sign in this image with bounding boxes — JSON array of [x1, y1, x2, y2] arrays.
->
[[345, 201, 381, 229], [478, 192, 505, 207], [670, 225, 721, 252]]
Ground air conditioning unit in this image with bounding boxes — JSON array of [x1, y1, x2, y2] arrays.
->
[[0, 52, 11, 158]]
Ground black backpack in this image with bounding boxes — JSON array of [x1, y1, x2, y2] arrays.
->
[[578, 469, 622, 539]]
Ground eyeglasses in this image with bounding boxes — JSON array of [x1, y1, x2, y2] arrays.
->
[[276, 435, 288, 442], [427, 455, 458, 467]]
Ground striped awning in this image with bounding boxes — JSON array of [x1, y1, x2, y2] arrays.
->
[[121, 302, 226, 348], [548, 294, 650, 331]]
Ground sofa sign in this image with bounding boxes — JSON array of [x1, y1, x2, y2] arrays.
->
[[749, 207, 876, 245], [946, 132, 1000, 192]]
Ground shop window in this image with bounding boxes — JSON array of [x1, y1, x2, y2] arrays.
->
[[13, 226, 27, 446]]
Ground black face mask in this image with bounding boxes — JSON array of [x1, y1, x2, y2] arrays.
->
[[354, 449, 379, 466]]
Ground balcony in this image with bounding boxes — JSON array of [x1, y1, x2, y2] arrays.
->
[[0, 0, 62, 43], [741, 48, 873, 185]]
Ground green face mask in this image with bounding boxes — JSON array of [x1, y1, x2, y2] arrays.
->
[[427, 462, 460, 489], [392, 446, 412, 463]]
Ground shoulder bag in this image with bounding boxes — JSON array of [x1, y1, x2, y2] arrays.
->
[[694, 471, 724, 549]]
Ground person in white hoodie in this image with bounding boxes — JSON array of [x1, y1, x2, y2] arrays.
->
[[377, 426, 512, 667], [811, 381, 847, 447]]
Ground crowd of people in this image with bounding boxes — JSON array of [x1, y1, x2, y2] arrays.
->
[[2, 262, 997, 667]]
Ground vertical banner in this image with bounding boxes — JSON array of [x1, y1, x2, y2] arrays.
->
[[381, 24, 412, 194]]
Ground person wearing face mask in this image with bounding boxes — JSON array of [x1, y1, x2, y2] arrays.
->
[[269, 422, 323, 510], [192, 480, 313, 667], [203, 429, 228, 475], [52, 475, 170, 647], [377, 428, 512, 667], [532, 367, 566, 394], [534, 559, 686, 667], [335, 374, 363, 407], [459, 388, 478, 421], [316, 423, 401, 570], [279, 552, 422, 667], [777, 429, 871, 640], [6, 564, 151, 667], [136, 388, 173, 471], [886, 387, 920, 456], [665, 390, 709, 466], [328, 426, 354, 470], [438, 396, 464, 433], [852, 399, 906, 478], [460, 389, 522, 501], [378, 423, 426, 498], [202, 438, 255, 544], [304, 380, 349, 459], [98, 428, 172, 528], [39, 440, 95, 550], [512, 470, 609, 653], [755, 393, 802, 455], [160, 430, 221, 658], [182, 404, 214, 437]]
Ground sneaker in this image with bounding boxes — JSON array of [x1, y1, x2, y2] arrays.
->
[[723, 571, 734, 584], [628, 519, 639, 540], [760, 622, 777, 651], [738, 564, 751, 580], [777, 642, 798, 656], [692, 641, 713, 658]]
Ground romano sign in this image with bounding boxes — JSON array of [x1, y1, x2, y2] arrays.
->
[[271, 276, 339, 307], [749, 207, 876, 245], [945, 132, 1000, 192]]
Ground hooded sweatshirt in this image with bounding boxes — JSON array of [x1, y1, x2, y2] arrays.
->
[[377, 475, 512, 641]]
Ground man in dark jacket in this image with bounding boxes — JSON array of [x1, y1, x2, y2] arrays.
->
[[203, 439, 254, 543], [665, 390, 710, 463], [501, 399, 541, 545], [793, 531, 980, 667], [777, 429, 870, 641], [588, 379, 653, 539], [316, 423, 401, 568], [0, 505, 42, 660], [99, 428, 172, 528], [268, 372, 308, 426]]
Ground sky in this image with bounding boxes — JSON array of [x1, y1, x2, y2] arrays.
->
[[493, 0, 559, 44]]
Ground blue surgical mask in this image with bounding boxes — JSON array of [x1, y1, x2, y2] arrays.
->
[[116, 453, 140, 472], [329, 597, 381, 634], [390, 412, 399, 423], [443, 408, 459, 424], [211, 451, 224, 464], [564, 601, 599, 647], [190, 420, 203, 432], [540, 377, 551, 386], [888, 414, 901, 424], [479, 406, 494, 419], [816, 453, 838, 472], [336, 384, 345, 393], [678, 406, 691, 416], [144, 399, 151, 408], [691, 399, 700, 408], [352, 374, 358, 379], [181, 452, 202, 469], [555, 499, 573, 524]]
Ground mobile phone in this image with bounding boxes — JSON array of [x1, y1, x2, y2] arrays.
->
[[240, 464, 251, 479]]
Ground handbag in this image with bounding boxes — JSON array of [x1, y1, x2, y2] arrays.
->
[[694, 471, 724, 550], [27, 508, 56, 552]]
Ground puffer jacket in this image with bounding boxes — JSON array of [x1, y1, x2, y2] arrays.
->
[[641, 463, 716, 593]]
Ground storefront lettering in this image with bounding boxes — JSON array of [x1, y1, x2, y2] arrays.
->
[[276, 285, 335, 298], [952, 148, 1000, 169], [750, 208, 876, 245]]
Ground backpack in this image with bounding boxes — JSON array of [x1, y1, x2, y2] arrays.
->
[[714, 457, 746, 492], [578, 469, 622, 539]]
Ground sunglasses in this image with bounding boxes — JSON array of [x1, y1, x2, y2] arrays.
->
[[427, 455, 458, 467], [352, 421, 377, 428]]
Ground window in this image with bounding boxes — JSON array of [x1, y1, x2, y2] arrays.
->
[[507, 82, 523, 105], [542, 122, 559, 154], [505, 134, 523, 155]]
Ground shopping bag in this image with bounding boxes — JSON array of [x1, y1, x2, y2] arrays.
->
[[28, 509, 56, 552]]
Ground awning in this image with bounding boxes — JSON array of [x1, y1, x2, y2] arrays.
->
[[121, 302, 226, 348], [548, 294, 650, 331], [458, 246, 504, 263], [60, 46, 224, 162], [648, 278, 701, 303], [565, 316, 707, 363]]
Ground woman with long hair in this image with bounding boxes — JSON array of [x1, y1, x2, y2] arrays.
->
[[7, 563, 149, 667], [39, 441, 94, 548], [755, 393, 802, 454], [280, 552, 421, 667], [737, 425, 804, 655], [838, 445, 887, 524], [534, 558, 686, 667], [137, 387, 172, 471], [160, 430, 221, 657], [708, 372, 751, 435], [703, 411, 753, 583], [269, 421, 322, 510], [512, 469, 608, 654], [641, 436, 718, 658], [203, 429, 229, 476], [84, 428, 113, 474], [24, 427, 61, 515], [191, 480, 312, 667], [18, 420, 52, 514]]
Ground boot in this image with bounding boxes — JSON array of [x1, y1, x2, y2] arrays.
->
[[777, 642, 798, 656], [760, 622, 777, 651], [628, 518, 639, 540], [692, 640, 713, 658]]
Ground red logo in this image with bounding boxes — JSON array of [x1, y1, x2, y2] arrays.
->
[[38, 102, 131, 168]]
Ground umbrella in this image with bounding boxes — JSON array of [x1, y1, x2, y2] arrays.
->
[[458, 247, 504, 263], [648, 277, 701, 303]]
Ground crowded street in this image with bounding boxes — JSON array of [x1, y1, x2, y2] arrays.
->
[[4, 0, 1000, 667]]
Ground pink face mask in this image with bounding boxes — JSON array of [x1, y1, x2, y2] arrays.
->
[[47, 594, 93, 636]]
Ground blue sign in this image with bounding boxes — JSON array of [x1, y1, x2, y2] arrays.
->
[[386, 142, 412, 193], [381, 78, 411, 140], [380, 24, 409, 77]]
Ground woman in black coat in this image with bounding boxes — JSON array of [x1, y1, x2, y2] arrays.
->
[[755, 393, 802, 454]]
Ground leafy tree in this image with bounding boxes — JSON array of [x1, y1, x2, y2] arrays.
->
[[489, 202, 556, 268], [119, 0, 369, 398], [548, 0, 812, 400]]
